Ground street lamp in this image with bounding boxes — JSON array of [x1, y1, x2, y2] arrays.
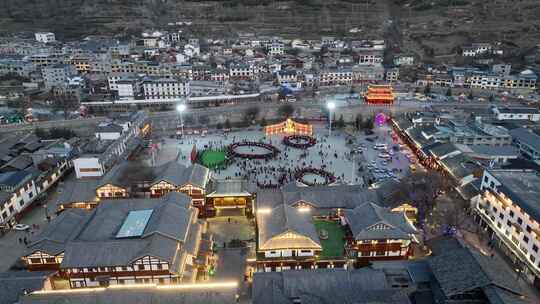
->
[[176, 103, 187, 137], [327, 101, 335, 137]]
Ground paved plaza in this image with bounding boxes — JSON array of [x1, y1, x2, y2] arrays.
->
[[153, 123, 413, 187]]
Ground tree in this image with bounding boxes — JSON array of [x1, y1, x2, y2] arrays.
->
[[489, 94, 495, 102], [389, 170, 457, 225], [52, 91, 79, 120], [199, 115, 210, 125], [224, 118, 231, 129], [354, 114, 363, 131], [363, 116, 374, 130], [260, 117, 268, 127], [216, 122, 223, 129], [277, 104, 295, 118], [467, 91, 474, 100], [120, 161, 156, 187], [243, 106, 260, 124], [445, 88, 452, 97], [336, 114, 345, 129], [423, 85, 431, 95]]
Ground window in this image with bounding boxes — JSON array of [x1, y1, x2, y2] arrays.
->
[[499, 213, 504, 220], [517, 218, 523, 225], [527, 226, 532, 233], [507, 220, 511, 227], [138, 264, 145, 271], [376, 250, 386, 256], [29, 258, 42, 264], [45, 258, 56, 264], [509, 211, 514, 217], [361, 251, 370, 257], [156, 264, 162, 270], [533, 245, 538, 252], [531, 255, 536, 263], [523, 236, 529, 243]]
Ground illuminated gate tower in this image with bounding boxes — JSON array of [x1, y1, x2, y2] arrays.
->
[[264, 118, 313, 136], [364, 84, 395, 105]]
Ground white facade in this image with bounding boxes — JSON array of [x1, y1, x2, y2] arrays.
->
[[142, 78, 190, 100], [117, 81, 138, 98], [263, 249, 314, 258], [492, 107, 540, 122], [473, 170, 540, 284], [73, 157, 105, 178], [268, 42, 284, 56], [0, 179, 37, 225], [35, 32, 56, 43]]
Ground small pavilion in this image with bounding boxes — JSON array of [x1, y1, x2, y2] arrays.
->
[[264, 118, 313, 136]]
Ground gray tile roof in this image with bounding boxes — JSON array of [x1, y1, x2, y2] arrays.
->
[[257, 202, 321, 251], [344, 202, 417, 241], [97, 161, 132, 189], [0, 271, 52, 304], [207, 179, 251, 197], [281, 183, 380, 209], [27, 209, 92, 256], [55, 178, 99, 209], [428, 246, 523, 299], [152, 161, 210, 190], [33, 192, 199, 274], [253, 269, 411, 304], [20, 288, 237, 304], [509, 127, 540, 152]]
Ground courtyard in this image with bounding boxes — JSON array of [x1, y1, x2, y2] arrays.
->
[[152, 122, 413, 187], [313, 219, 347, 259]]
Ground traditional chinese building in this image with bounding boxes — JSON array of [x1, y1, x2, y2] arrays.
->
[[343, 202, 418, 267], [205, 179, 254, 217], [264, 118, 313, 136], [364, 84, 395, 105], [23, 193, 214, 288], [149, 161, 211, 216]]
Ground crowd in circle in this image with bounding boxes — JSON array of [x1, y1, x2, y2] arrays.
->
[[228, 141, 280, 160], [282, 135, 317, 149], [294, 167, 337, 186]]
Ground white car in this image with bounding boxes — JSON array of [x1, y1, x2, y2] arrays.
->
[[13, 224, 30, 231]]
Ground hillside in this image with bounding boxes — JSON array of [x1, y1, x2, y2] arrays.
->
[[0, 0, 539, 62]]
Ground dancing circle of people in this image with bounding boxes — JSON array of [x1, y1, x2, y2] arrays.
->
[[282, 135, 317, 149]]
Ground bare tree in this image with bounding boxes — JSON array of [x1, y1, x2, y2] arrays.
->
[[51, 90, 79, 120]]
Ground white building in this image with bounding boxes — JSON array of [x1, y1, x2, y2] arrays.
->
[[268, 42, 284, 56], [492, 107, 540, 122], [35, 32, 56, 43], [142, 77, 190, 100], [462, 43, 492, 57], [0, 170, 38, 226], [73, 157, 105, 179], [473, 170, 540, 285]]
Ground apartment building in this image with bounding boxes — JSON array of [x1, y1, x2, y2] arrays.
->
[[472, 170, 540, 286], [35, 32, 56, 44], [142, 77, 190, 100], [42, 64, 77, 89], [0, 170, 38, 226]]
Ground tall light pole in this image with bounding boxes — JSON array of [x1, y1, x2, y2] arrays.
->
[[327, 101, 335, 137], [176, 103, 186, 138]]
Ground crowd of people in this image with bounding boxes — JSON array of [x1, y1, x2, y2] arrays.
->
[[227, 141, 280, 160], [282, 135, 317, 149]]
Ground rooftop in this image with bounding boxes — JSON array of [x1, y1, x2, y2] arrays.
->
[[489, 170, 540, 223]]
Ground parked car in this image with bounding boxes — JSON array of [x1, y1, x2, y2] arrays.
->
[[13, 224, 30, 231]]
